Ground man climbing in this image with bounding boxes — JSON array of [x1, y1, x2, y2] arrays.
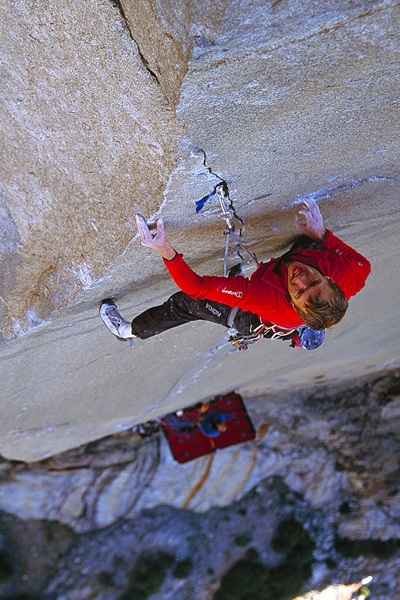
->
[[99, 199, 371, 350], [161, 411, 231, 438]]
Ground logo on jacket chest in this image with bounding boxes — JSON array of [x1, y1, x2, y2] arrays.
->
[[221, 289, 243, 298]]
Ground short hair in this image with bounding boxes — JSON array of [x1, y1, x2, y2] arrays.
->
[[293, 280, 348, 330]]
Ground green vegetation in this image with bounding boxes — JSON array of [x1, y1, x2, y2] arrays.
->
[[234, 534, 252, 548], [0, 550, 14, 583], [335, 536, 400, 559], [272, 518, 315, 562], [173, 559, 194, 579], [213, 519, 315, 600], [359, 585, 371, 598], [3, 596, 41, 600], [98, 571, 114, 586], [120, 552, 195, 598], [119, 551, 175, 600], [213, 558, 269, 600]]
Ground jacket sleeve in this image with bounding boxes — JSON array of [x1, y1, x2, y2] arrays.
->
[[319, 230, 372, 298], [163, 253, 278, 313]]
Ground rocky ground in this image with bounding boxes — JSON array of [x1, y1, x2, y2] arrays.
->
[[1, 0, 399, 464], [0, 369, 399, 599]]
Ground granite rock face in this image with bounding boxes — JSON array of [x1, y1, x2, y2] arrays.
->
[[0, 0, 232, 343], [1, 0, 399, 339], [0, 0, 188, 341]]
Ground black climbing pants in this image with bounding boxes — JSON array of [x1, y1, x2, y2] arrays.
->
[[130, 292, 262, 340]]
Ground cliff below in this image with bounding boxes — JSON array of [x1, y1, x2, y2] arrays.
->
[[1, 0, 399, 462], [0, 370, 399, 598]]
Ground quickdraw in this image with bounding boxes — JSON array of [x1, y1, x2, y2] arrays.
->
[[215, 182, 260, 276], [196, 181, 272, 350], [195, 179, 259, 277], [229, 327, 269, 351]]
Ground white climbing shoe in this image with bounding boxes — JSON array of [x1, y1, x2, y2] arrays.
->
[[99, 299, 133, 341]]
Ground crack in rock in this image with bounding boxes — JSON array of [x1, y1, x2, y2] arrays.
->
[[110, 0, 161, 85]]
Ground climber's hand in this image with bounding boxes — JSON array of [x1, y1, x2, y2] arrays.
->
[[295, 198, 326, 242], [136, 214, 177, 260]]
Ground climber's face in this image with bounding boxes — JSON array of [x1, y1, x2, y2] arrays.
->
[[287, 262, 334, 310]]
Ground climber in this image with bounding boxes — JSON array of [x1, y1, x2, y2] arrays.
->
[[198, 411, 232, 437], [161, 411, 231, 438], [99, 198, 371, 349]]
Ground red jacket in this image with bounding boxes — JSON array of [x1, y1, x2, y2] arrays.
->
[[164, 231, 371, 329]]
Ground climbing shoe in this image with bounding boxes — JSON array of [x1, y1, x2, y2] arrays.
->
[[99, 299, 133, 341]]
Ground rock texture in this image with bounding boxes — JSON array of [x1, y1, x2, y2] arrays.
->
[[1, 0, 399, 462], [0, 0, 188, 341], [1, 2, 400, 597], [0, 0, 399, 461], [0, 371, 399, 598]]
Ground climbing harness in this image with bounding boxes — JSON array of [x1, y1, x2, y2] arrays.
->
[[228, 324, 325, 352], [229, 324, 298, 352]]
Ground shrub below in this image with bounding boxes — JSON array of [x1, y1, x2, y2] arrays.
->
[[213, 519, 315, 600]]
